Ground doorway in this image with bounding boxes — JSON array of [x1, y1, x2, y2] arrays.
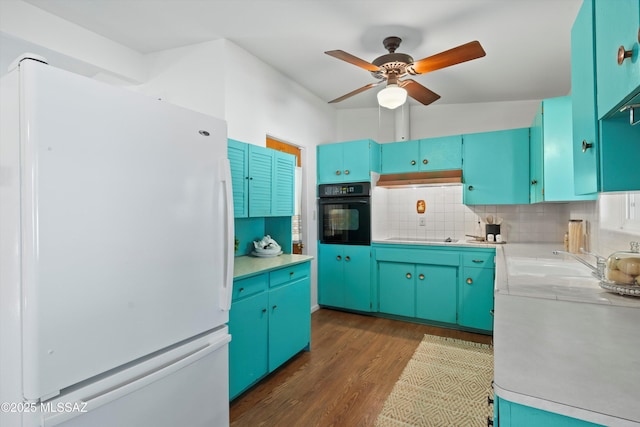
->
[[266, 136, 304, 254]]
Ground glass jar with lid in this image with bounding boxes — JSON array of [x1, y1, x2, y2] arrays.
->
[[601, 241, 640, 296]]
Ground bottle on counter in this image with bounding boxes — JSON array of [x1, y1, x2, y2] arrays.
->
[[563, 232, 569, 251]]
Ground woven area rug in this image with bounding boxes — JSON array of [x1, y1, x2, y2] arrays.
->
[[375, 334, 494, 427]]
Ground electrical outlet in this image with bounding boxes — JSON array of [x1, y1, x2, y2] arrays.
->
[[418, 217, 426, 226]]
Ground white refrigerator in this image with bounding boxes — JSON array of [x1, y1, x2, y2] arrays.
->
[[0, 56, 234, 427]]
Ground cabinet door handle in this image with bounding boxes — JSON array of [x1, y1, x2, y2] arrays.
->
[[262, 308, 267, 313], [344, 169, 350, 175], [418, 274, 425, 280], [336, 255, 342, 261], [490, 309, 495, 317], [289, 271, 295, 276], [345, 256, 351, 261], [531, 179, 537, 185], [582, 140, 593, 153], [272, 305, 277, 310], [406, 273, 412, 279], [466, 278, 473, 285], [410, 160, 416, 165], [335, 170, 341, 175], [239, 287, 245, 293], [618, 45, 633, 65], [472, 259, 484, 264], [422, 159, 428, 165], [468, 185, 474, 191]]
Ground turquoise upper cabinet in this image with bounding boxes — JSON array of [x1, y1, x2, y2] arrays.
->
[[570, 0, 640, 194], [530, 96, 596, 203], [317, 139, 380, 184], [462, 128, 530, 205], [228, 139, 249, 217], [272, 151, 296, 216], [248, 145, 274, 217], [381, 140, 420, 173], [594, 0, 640, 118], [228, 139, 295, 218], [529, 103, 544, 203], [571, 1, 600, 195], [380, 136, 462, 174]]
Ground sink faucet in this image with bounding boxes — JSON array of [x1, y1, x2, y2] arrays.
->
[[552, 248, 606, 280]]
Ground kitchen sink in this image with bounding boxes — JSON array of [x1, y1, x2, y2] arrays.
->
[[506, 257, 592, 278], [384, 237, 460, 244]]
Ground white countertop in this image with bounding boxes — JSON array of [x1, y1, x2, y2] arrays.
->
[[494, 243, 640, 426], [233, 254, 313, 280], [496, 244, 640, 308], [373, 237, 503, 248]]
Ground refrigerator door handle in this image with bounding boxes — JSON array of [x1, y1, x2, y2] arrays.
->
[[220, 158, 234, 311], [42, 332, 231, 427]]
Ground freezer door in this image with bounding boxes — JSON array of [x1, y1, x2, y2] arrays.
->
[[39, 328, 230, 427], [18, 60, 233, 400]]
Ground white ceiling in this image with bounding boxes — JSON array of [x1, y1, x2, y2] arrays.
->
[[19, 0, 582, 109]]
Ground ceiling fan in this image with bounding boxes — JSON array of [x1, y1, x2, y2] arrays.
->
[[325, 36, 486, 109]]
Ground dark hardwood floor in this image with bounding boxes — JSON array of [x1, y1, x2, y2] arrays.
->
[[230, 308, 493, 427]]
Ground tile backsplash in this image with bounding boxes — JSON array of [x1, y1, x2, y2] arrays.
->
[[373, 185, 586, 244], [371, 185, 640, 256]]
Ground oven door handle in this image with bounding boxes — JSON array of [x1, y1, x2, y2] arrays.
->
[[319, 198, 370, 205]]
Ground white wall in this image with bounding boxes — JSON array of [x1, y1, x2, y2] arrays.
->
[[336, 99, 540, 142], [0, 2, 336, 309], [223, 40, 336, 309], [0, 0, 146, 82], [137, 40, 227, 120]]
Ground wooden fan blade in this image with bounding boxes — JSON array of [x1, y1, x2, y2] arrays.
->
[[325, 50, 381, 72], [410, 41, 486, 74], [400, 79, 441, 105], [328, 81, 384, 103]]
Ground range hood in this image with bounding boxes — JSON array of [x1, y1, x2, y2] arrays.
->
[[375, 169, 463, 188]]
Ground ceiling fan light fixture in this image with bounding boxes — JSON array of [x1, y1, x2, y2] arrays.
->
[[377, 84, 407, 109]]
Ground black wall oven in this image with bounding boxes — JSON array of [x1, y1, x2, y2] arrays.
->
[[318, 182, 371, 245]]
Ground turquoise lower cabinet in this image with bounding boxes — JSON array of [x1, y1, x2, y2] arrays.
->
[[459, 267, 494, 331], [379, 262, 415, 317], [318, 244, 372, 312], [415, 264, 457, 323], [495, 396, 604, 427], [379, 262, 457, 322], [229, 261, 311, 400], [462, 128, 530, 205], [459, 252, 495, 332], [375, 245, 461, 326], [268, 274, 311, 371], [228, 274, 268, 399]]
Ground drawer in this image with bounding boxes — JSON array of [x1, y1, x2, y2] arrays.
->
[[269, 262, 310, 288], [375, 248, 460, 266], [463, 251, 495, 268], [233, 274, 268, 301]]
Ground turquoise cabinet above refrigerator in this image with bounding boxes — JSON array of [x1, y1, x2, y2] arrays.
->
[[462, 128, 530, 205]]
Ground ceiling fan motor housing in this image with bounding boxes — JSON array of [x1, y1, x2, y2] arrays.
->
[[371, 53, 414, 79]]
